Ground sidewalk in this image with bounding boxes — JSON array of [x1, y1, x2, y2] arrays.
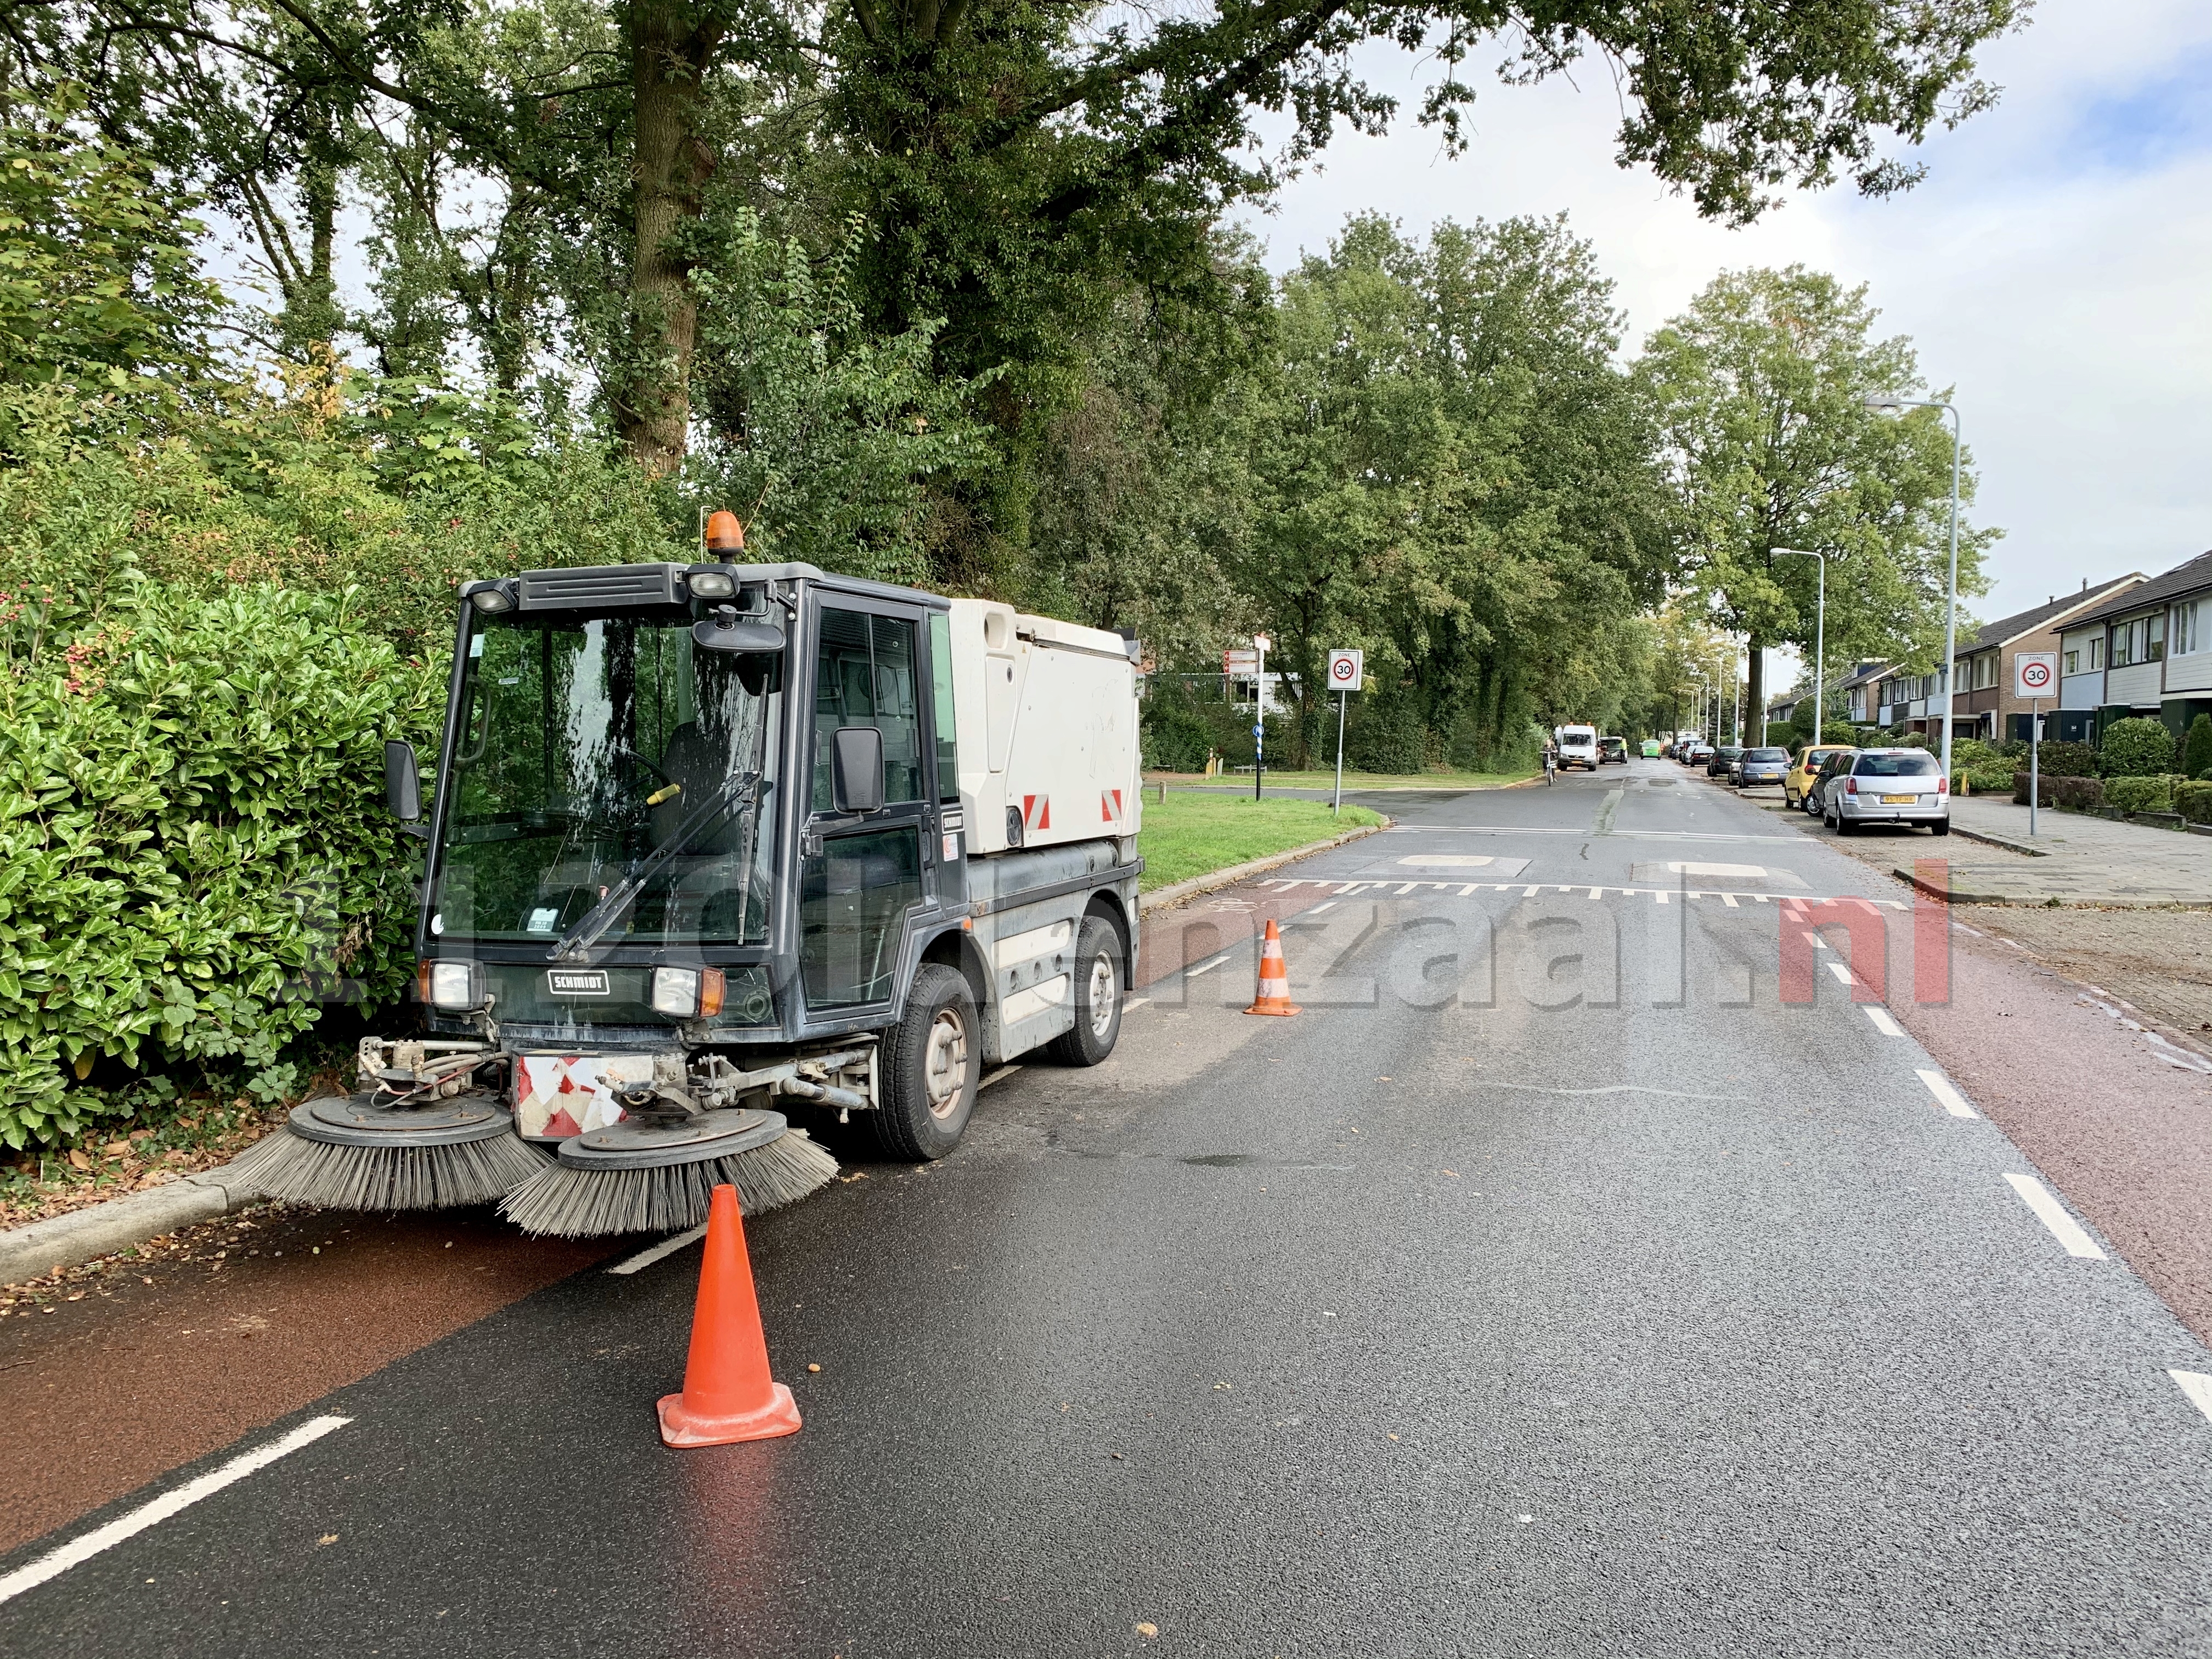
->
[[1911, 794, 2212, 906]]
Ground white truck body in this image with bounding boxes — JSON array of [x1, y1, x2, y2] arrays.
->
[[1554, 725, 1599, 770], [947, 600, 1142, 855]]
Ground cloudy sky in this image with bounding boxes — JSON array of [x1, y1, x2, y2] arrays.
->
[[1238, 1, 2212, 639]]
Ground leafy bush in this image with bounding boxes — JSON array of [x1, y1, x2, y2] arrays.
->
[[2100, 717, 2176, 778], [2033, 738, 2097, 779], [0, 584, 440, 1147], [2188, 715, 2212, 780], [2012, 771, 2052, 808], [1140, 679, 1218, 772], [2104, 774, 2175, 814], [2053, 775, 2104, 811], [2176, 780, 2212, 826]]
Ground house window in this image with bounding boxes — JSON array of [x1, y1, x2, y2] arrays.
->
[[2064, 648, 2079, 675], [2090, 635, 2104, 672], [2175, 601, 2199, 657], [1975, 653, 1997, 690], [2150, 612, 2166, 662]]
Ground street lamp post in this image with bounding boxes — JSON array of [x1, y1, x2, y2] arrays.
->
[[1774, 549, 1826, 750], [1865, 393, 1963, 781]]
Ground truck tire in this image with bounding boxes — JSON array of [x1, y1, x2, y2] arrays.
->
[[1045, 913, 1125, 1066], [875, 964, 979, 1161]]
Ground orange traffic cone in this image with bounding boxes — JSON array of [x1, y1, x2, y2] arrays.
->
[[657, 1184, 803, 1448], [1244, 918, 1300, 1017]]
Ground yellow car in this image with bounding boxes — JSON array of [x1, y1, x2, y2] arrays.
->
[[1785, 745, 1854, 811]]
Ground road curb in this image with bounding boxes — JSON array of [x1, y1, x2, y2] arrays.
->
[[1139, 820, 1389, 913], [0, 1167, 252, 1285], [1951, 825, 2050, 857]]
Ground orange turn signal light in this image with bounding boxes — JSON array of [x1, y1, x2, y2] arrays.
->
[[698, 967, 726, 1017]]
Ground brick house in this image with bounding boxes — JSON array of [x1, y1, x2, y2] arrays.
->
[[1949, 575, 2144, 743], [2061, 548, 2212, 741]]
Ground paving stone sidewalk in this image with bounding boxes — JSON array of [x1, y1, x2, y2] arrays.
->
[[1911, 794, 2212, 905]]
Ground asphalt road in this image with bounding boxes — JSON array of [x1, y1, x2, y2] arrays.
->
[[10, 759, 2212, 1656]]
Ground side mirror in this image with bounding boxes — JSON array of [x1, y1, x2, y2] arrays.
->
[[831, 725, 885, 815], [385, 740, 422, 822]]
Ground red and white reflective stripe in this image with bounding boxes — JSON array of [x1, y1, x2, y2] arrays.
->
[[1101, 788, 1124, 823], [1023, 793, 1051, 830]]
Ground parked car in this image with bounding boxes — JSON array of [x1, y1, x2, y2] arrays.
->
[[1706, 746, 1743, 778], [1641, 737, 1661, 758], [1823, 748, 1950, 835], [1678, 741, 1707, 766], [1785, 745, 1853, 810], [1804, 748, 1858, 816], [1599, 736, 1628, 764], [1735, 747, 1790, 787]]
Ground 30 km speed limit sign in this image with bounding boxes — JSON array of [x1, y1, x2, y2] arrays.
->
[[1327, 648, 1364, 693], [2015, 652, 2057, 698]]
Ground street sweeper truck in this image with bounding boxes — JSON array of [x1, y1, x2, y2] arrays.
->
[[232, 515, 1143, 1236]]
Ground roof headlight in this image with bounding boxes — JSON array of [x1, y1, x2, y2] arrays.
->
[[421, 960, 482, 1009], [467, 584, 515, 614], [688, 571, 737, 600]]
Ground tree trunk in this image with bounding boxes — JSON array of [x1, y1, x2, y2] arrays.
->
[[1745, 631, 1767, 748], [614, 2, 721, 475]]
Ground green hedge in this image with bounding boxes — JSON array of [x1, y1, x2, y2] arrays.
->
[[2176, 780, 2212, 825], [2104, 774, 2175, 814], [0, 584, 439, 1147], [2101, 718, 2177, 778]]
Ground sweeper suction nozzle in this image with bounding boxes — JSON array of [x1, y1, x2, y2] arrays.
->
[[230, 1091, 551, 1210], [498, 1107, 838, 1237]]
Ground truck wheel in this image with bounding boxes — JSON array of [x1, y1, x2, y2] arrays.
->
[[1045, 914, 1125, 1066], [875, 964, 979, 1161]]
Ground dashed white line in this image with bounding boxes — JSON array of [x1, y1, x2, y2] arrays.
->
[[2170, 1369, 2212, 1426], [1864, 1006, 1905, 1037], [1916, 1068, 1978, 1119], [609, 1224, 708, 1274], [2002, 1172, 2106, 1260], [0, 1415, 353, 1607], [1826, 960, 1855, 986], [977, 1063, 1025, 1091], [1185, 953, 1231, 977], [1303, 902, 1336, 916], [1122, 996, 1152, 1012]]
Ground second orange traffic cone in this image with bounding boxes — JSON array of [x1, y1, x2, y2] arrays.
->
[[657, 1183, 803, 1448], [1245, 918, 1300, 1017]]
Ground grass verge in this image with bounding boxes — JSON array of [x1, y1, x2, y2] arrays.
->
[[1136, 793, 1383, 892], [1150, 768, 1536, 791]]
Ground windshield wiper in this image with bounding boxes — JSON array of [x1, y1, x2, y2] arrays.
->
[[547, 772, 762, 963]]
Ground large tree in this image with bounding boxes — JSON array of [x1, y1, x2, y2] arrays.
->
[[5, 0, 2024, 486], [1637, 266, 1998, 737]]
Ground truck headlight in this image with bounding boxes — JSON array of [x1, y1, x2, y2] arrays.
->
[[687, 570, 737, 599], [652, 966, 724, 1017], [421, 960, 481, 1009]]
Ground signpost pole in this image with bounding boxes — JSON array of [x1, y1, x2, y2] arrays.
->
[[1333, 691, 1346, 817], [1252, 636, 1267, 802], [2030, 697, 2040, 838]]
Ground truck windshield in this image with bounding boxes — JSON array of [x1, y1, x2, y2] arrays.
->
[[428, 613, 780, 947]]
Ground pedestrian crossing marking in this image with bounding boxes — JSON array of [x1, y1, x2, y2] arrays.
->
[[1257, 877, 1905, 910]]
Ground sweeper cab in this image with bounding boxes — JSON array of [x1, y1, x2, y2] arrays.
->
[[235, 516, 1143, 1234]]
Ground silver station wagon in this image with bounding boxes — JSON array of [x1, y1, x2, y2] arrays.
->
[[1821, 747, 1951, 836]]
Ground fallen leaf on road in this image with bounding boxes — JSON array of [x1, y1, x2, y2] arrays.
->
[[317, 1534, 338, 1547], [68, 1150, 90, 1171], [1135, 1623, 1158, 1638], [807, 1363, 822, 1373]]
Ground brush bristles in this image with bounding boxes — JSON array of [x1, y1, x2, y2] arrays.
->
[[230, 1127, 553, 1210], [499, 1127, 839, 1238]]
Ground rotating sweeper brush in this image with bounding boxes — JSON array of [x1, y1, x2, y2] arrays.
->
[[499, 1082, 838, 1238], [230, 1041, 550, 1210]]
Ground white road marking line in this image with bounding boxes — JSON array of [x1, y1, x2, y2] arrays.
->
[[1667, 861, 1768, 878], [1394, 882, 1421, 894], [1186, 953, 1231, 976], [1304, 902, 1336, 916], [1246, 878, 1904, 909], [1826, 960, 1854, 985], [1720, 893, 1739, 908], [1123, 997, 1152, 1011], [2002, 1172, 2106, 1259], [977, 1064, 1024, 1092], [2170, 1370, 2212, 1426], [0, 1415, 352, 1608], [1917, 1068, 1978, 1118], [1864, 1006, 1905, 1037], [609, 1224, 708, 1275]]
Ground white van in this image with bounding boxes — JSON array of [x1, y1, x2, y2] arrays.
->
[[1554, 725, 1599, 771]]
